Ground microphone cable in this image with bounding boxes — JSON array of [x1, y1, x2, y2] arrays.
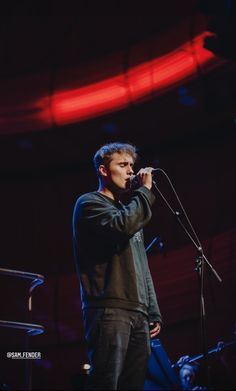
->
[[152, 168, 202, 252]]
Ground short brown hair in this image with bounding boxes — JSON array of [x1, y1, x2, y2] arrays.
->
[[93, 142, 137, 174]]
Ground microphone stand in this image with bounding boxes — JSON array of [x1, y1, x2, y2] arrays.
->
[[151, 169, 222, 388]]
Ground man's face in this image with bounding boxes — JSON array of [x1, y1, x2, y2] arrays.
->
[[101, 152, 134, 191]]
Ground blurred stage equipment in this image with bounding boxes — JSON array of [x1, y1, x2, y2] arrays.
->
[[179, 362, 202, 391], [144, 339, 180, 390], [173, 339, 236, 369], [0, 268, 45, 390], [145, 337, 236, 390], [145, 235, 165, 255], [173, 338, 236, 390]]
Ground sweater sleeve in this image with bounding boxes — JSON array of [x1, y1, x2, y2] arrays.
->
[[146, 266, 163, 324], [76, 186, 156, 239]]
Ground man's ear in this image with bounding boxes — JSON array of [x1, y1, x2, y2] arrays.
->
[[98, 164, 108, 177]]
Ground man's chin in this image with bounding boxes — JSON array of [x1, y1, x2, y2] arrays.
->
[[116, 187, 130, 195]]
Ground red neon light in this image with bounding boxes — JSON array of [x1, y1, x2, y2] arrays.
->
[[0, 32, 226, 135], [52, 32, 220, 126], [52, 75, 129, 124]]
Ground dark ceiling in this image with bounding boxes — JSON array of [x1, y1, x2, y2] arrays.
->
[[0, 1, 200, 79]]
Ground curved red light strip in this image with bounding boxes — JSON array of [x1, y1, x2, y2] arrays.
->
[[52, 32, 221, 126], [0, 32, 225, 134]]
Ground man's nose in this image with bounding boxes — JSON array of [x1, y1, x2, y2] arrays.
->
[[128, 166, 134, 175]]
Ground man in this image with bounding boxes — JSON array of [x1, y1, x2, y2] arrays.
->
[[72, 142, 162, 390]]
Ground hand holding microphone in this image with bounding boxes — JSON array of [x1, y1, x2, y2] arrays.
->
[[130, 167, 157, 190]]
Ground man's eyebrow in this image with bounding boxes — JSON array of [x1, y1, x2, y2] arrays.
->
[[118, 161, 134, 165]]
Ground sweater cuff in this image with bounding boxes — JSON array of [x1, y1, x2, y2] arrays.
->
[[149, 315, 163, 325], [135, 186, 156, 206]]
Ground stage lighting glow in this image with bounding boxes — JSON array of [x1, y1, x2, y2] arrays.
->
[[52, 32, 220, 126]]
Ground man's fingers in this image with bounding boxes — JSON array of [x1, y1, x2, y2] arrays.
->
[[150, 322, 161, 338]]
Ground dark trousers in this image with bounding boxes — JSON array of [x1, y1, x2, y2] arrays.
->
[[83, 307, 151, 390]]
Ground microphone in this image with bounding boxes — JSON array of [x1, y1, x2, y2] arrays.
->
[[129, 168, 159, 186]]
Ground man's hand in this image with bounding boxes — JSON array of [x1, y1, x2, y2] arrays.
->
[[136, 167, 154, 190], [149, 322, 161, 339]]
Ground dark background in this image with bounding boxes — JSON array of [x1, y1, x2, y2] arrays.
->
[[0, 1, 236, 389]]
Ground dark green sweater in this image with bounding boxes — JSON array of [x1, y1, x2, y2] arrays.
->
[[72, 186, 162, 324]]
